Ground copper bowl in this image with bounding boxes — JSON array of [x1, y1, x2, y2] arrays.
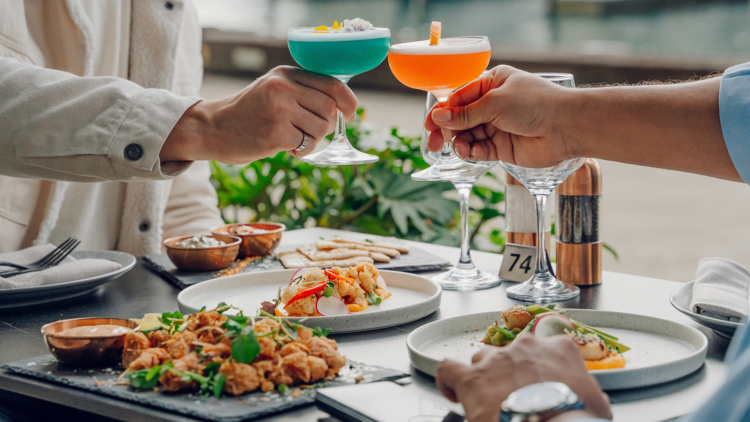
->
[[211, 223, 285, 258], [41, 318, 140, 367], [163, 235, 241, 271]]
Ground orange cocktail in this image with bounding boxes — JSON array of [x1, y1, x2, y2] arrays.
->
[[388, 36, 490, 100]]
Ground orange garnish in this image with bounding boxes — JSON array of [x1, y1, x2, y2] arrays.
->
[[332, 21, 341, 30], [314, 25, 329, 32], [429, 21, 441, 46]]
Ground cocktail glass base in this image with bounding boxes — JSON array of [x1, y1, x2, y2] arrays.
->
[[300, 137, 378, 165], [412, 155, 492, 182], [432, 266, 501, 291], [505, 275, 580, 303]]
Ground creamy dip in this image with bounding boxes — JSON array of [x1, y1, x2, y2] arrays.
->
[[231, 225, 269, 235], [175, 235, 227, 248], [56, 324, 131, 337]]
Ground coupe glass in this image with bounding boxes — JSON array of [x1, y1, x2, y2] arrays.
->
[[288, 27, 391, 165], [388, 36, 492, 181], [500, 74, 585, 302], [420, 92, 501, 291]]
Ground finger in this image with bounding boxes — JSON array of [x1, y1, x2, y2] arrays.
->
[[425, 102, 448, 132], [427, 130, 444, 152], [287, 131, 319, 159], [295, 86, 339, 134], [430, 94, 496, 131], [435, 359, 470, 403], [291, 104, 331, 141], [290, 68, 358, 121]]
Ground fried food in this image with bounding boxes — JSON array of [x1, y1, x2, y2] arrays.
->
[[123, 306, 346, 396]]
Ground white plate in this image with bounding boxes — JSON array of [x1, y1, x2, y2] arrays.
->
[[407, 309, 708, 390], [670, 280, 743, 338], [0, 251, 136, 309], [177, 269, 441, 333]]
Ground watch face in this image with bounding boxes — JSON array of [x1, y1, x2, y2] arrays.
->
[[503, 382, 578, 414]]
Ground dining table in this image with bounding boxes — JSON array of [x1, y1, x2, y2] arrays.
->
[[0, 227, 731, 422]]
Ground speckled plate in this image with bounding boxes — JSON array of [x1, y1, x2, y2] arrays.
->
[[177, 269, 441, 333], [407, 309, 708, 390], [670, 280, 743, 338]]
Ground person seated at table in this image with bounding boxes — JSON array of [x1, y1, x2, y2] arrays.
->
[[429, 64, 750, 421], [0, 1, 355, 256]]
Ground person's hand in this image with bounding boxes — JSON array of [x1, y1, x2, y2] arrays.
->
[[424, 65, 579, 168], [162, 66, 357, 163], [435, 335, 612, 422]]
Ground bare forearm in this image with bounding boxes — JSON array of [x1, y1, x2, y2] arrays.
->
[[564, 78, 741, 182]]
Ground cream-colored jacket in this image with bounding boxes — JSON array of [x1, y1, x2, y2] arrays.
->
[[0, 0, 225, 256]]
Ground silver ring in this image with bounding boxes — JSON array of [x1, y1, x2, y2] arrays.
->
[[294, 133, 311, 152]]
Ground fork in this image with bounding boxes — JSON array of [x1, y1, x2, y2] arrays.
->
[[0, 238, 81, 278]]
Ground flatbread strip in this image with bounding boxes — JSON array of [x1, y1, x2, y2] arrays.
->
[[278, 250, 374, 269], [369, 252, 391, 263], [366, 246, 400, 257], [303, 247, 370, 261], [331, 238, 409, 254], [315, 241, 367, 251]]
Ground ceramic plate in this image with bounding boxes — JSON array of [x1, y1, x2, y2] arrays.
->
[[407, 309, 708, 390], [0, 251, 136, 309], [670, 281, 743, 338], [177, 269, 441, 333]]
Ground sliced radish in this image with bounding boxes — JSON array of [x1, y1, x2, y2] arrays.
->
[[532, 313, 575, 338], [290, 267, 309, 285], [316, 296, 349, 316], [376, 275, 387, 290]]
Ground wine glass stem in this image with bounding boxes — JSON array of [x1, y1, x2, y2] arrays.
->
[[454, 182, 476, 270], [441, 128, 453, 155], [533, 192, 551, 279]]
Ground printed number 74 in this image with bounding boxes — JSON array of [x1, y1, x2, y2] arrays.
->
[[508, 253, 532, 274]]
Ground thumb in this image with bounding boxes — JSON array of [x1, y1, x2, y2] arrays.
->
[[430, 98, 493, 131]]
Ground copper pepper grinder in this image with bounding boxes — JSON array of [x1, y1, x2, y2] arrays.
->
[[505, 173, 550, 250], [556, 158, 602, 286]]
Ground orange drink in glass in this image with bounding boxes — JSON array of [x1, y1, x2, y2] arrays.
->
[[388, 36, 491, 181]]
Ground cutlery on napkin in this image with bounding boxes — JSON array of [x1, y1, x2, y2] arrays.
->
[[0, 244, 122, 290], [690, 257, 750, 322]]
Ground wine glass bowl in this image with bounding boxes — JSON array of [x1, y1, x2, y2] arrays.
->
[[418, 91, 501, 291], [499, 73, 584, 303], [287, 27, 391, 165]]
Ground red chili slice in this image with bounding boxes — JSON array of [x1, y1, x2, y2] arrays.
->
[[283, 280, 328, 309]]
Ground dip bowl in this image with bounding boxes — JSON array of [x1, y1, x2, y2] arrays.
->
[[211, 223, 285, 258], [41, 318, 140, 367], [163, 235, 241, 271]]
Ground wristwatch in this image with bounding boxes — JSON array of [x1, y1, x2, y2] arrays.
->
[[500, 382, 586, 422]]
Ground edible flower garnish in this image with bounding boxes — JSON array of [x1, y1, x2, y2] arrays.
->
[[314, 18, 374, 34]]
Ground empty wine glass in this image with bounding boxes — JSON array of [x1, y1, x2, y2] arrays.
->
[[420, 92, 501, 291], [500, 73, 585, 302]]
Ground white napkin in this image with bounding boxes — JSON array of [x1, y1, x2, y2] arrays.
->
[[690, 257, 750, 322], [0, 244, 122, 290]]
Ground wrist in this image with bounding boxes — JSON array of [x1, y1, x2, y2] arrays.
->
[[161, 99, 216, 163], [555, 87, 590, 159]]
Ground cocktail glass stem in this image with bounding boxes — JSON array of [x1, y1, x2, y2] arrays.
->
[[455, 182, 476, 271], [300, 78, 379, 165], [431, 180, 500, 291]]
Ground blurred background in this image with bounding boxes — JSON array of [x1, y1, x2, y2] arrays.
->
[[197, 0, 750, 283]]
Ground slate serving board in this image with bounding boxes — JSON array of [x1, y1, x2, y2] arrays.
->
[[144, 246, 450, 290], [2, 355, 408, 422]]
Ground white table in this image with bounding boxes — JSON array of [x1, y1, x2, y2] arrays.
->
[[268, 227, 729, 422]]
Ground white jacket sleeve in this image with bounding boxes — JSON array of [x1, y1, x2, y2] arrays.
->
[[162, 161, 225, 239], [0, 57, 199, 182]]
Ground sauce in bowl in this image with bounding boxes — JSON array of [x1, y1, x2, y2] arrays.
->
[[56, 324, 131, 338]]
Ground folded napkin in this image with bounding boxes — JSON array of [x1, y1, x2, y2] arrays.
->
[[0, 244, 122, 290], [690, 257, 750, 322]]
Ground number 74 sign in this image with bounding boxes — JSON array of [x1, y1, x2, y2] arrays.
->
[[498, 243, 537, 282]]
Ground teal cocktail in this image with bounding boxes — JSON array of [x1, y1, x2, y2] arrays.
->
[[288, 26, 391, 165]]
